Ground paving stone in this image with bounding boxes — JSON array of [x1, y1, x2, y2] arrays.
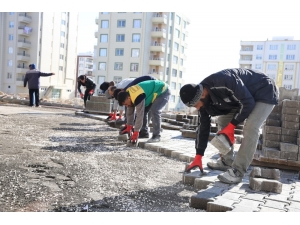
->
[[282, 106, 300, 115], [258, 206, 287, 212], [263, 126, 282, 135], [249, 167, 280, 180], [271, 104, 282, 113], [266, 119, 281, 127], [242, 192, 267, 202], [265, 194, 291, 203], [268, 112, 281, 120], [190, 186, 225, 210], [234, 198, 261, 208], [282, 99, 300, 108], [281, 121, 300, 130], [280, 135, 297, 144], [170, 150, 186, 159], [262, 147, 280, 159], [281, 128, 298, 136], [249, 177, 282, 193], [230, 205, 258, 212], [207, 181, 233, 189], [281, 114, 300, 123], [182, 171, 204, 185], [263, 140, 280, 148], [286, 207, 300, 212], [288, 201, 300, 209], [262, 199, 289, 210], [264, 133, 281, 141], [194, 175, 218, 190], [279, 142, 299, 152], [219, 191, 244, 201], [207, 197, 236, 212], [280, 151, 298, 160], [178, 153, 194, 162], [227, 183, 254, 194]]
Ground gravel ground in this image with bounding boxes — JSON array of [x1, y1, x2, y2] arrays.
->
[[0, 104, 203, 212]]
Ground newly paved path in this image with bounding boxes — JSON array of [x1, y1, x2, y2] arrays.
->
[[75, 111, 300, 212]]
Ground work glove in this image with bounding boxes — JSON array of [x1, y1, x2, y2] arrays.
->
[[109, 112, 117, 121], [80, 93, 84, 99], [88, 90, 94, 95], [217, 122, 236, 145], [121, 125, 133, 135], [130, 131, 139, 143], [185, 155, 203, 173], [117, 115, 123, 120]]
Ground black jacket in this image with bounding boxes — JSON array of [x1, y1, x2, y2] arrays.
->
[[77, 77, 96, 94], [196, 68, 279, 155]]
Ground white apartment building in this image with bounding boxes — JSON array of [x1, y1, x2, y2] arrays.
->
[[240, 36, 300, 91], [0, 12, 79, 99], [93, 12, 190, 111]]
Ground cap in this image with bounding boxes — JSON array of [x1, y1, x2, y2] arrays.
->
[[179, 83, 203, 107]]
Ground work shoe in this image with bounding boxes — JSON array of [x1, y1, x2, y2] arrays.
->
[[139, 132, 149, 138], [147, 135, 160, 143], [207, 158, 231, 171], [217, 168, 243, 184]]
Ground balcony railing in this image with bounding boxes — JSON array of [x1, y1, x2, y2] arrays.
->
[[16, 77, 25, 81], [149, 57, 164, 61], [152, 28, 166, 32], [17, 53, 30, 57], [17, 65, 27, 69], [18, 40, 31, 44], [152, 13, 167, 19], [151, 43, 165, 47], [19, 13, 32, 19]]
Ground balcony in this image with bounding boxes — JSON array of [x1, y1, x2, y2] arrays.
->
[[17, 53, 30, 61], [18, 26, 32, 36], [184, 30, 189, 37], [148, 71, 163, 80], [16, 76, 25, 86], [152, 13, 167, 24], [151, 28, 166, 38], [17, 40, 31, 49], [16, 65, 28, 74], [150, 43, 165, 52], [94, 31, 98, 38], [18, 13, 32, 23], [95, 17, 99, 24], [149, 57, 165, 66], [239, 58, 253, 64]]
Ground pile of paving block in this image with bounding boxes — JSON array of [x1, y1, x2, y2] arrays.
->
[[84, 95, 112, 114], [254, 87, 300, 170]]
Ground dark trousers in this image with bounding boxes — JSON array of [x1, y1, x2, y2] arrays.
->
[[29, 89, 39, 106], [84, 89, 93, 107]]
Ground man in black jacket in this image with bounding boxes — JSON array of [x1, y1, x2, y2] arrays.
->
[[77, 75, 96, 108], [179, 68, 279, 184], [24, 64, 55, 107]]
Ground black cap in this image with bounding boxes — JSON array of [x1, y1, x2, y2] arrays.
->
[[179, 83, 203, 107]]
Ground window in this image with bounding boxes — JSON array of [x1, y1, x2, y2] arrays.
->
[[255, 64, 261, 69], [9, 21, 14, 28], [269, 45, 278, 50], [100, 34, 108, 42], [175, 29, 180, 38], [60, 43, 64, 48], [269, 55, 277, 60], [133, 19, 141, 28], [116, 34, 125, 42], [102, 12, 109, 14], [256, 55, 262, 60], [286, 55, 295, 60], [173, 55, 178, 64], [268, 74, 276, 80], [99, 48, 107, 56], [169, 40, 171, 48], [114, 76, 122, 84], [98, 77, 105, 89], [172, 69, 177, 77], [178, 83, 182, 90], [9, 12, 14, 15], [98, 62, 106, 71], [51, 89, 61, 99], [131, 48, 139, 57], [8, 60, 12, 66], [61, 20, 66, 25], [181, 46, 184, 54], [267, 64, 276, 70], [101, 20, 109, 28], [179, 71, 182, 78], [180, 58, 183, 66], [183, 20, 186, 29], [59, 66, 63, 71], [8, 47, 13, 54], [257, 45, 263, 50], [59, 54, 64, 60], [170, 95, 175, 103], [174, 42, 179, 51], [114, 62, 123, 70], [79, 63, 84, 67], [175, 15, 181, 25], [130, 63, 139, 72], [61, 31, 65, 37], [166, 67, 169, 75], [79, 70, 84, 74], [115, 48, 124, 56], [9, 34, 13, 40], [284, 75, 293, 80], [285, 65, 294, 70], [171, 82, 176, 90], [7, 73, 12, 79], [167, 54, 170, 61], [132, 34, 140, 42], [287, 44, 296, 50], [284, 84, 292, 90], [182, 33, 185, 41], [79, 58, 84, 61], [170, 12, 174, 20], [169, 26, 172, 34], [117, 20, 126, 28]]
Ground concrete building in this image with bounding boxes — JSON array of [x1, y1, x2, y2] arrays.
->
[[0, 12, 79, 99], [240, 36, 300, 91], [93, 12, 190, 111], [75, 52, 94, 97]]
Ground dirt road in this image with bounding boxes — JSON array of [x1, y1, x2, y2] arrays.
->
[[0, 103, 202, 212]]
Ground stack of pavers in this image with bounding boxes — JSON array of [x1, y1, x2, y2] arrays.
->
[[85, 95, 112, 114], [256, 87, 300, 170]]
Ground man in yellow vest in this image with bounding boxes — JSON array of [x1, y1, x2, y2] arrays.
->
[[117, 80, 170, 143]]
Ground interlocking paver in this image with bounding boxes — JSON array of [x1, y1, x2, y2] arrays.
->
[[262, 199, 289, 210], [250, 167, 280, 180], [264, 194, 291, 204], [207, 197, 236, 212], [242, 192, 267, 202], [234, 198, 261, 208], [230, 205, 258, 212], [249, 177, 282, 193], [194, 175, 218, 190], [258, 206, 286, 212]]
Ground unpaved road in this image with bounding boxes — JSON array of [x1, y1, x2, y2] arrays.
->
[[0, 103, 202, 212]]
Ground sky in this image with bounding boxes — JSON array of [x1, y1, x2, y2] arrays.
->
[[75, 0, 300, 85]]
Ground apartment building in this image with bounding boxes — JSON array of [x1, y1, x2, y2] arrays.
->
[[93, 12, 190, 111], [0, 12, 78, 99], [240, 36, 300, 91], [75, 52, 94, 97]]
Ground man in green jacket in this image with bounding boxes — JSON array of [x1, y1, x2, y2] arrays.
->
[[117, 80, 170, 143]]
